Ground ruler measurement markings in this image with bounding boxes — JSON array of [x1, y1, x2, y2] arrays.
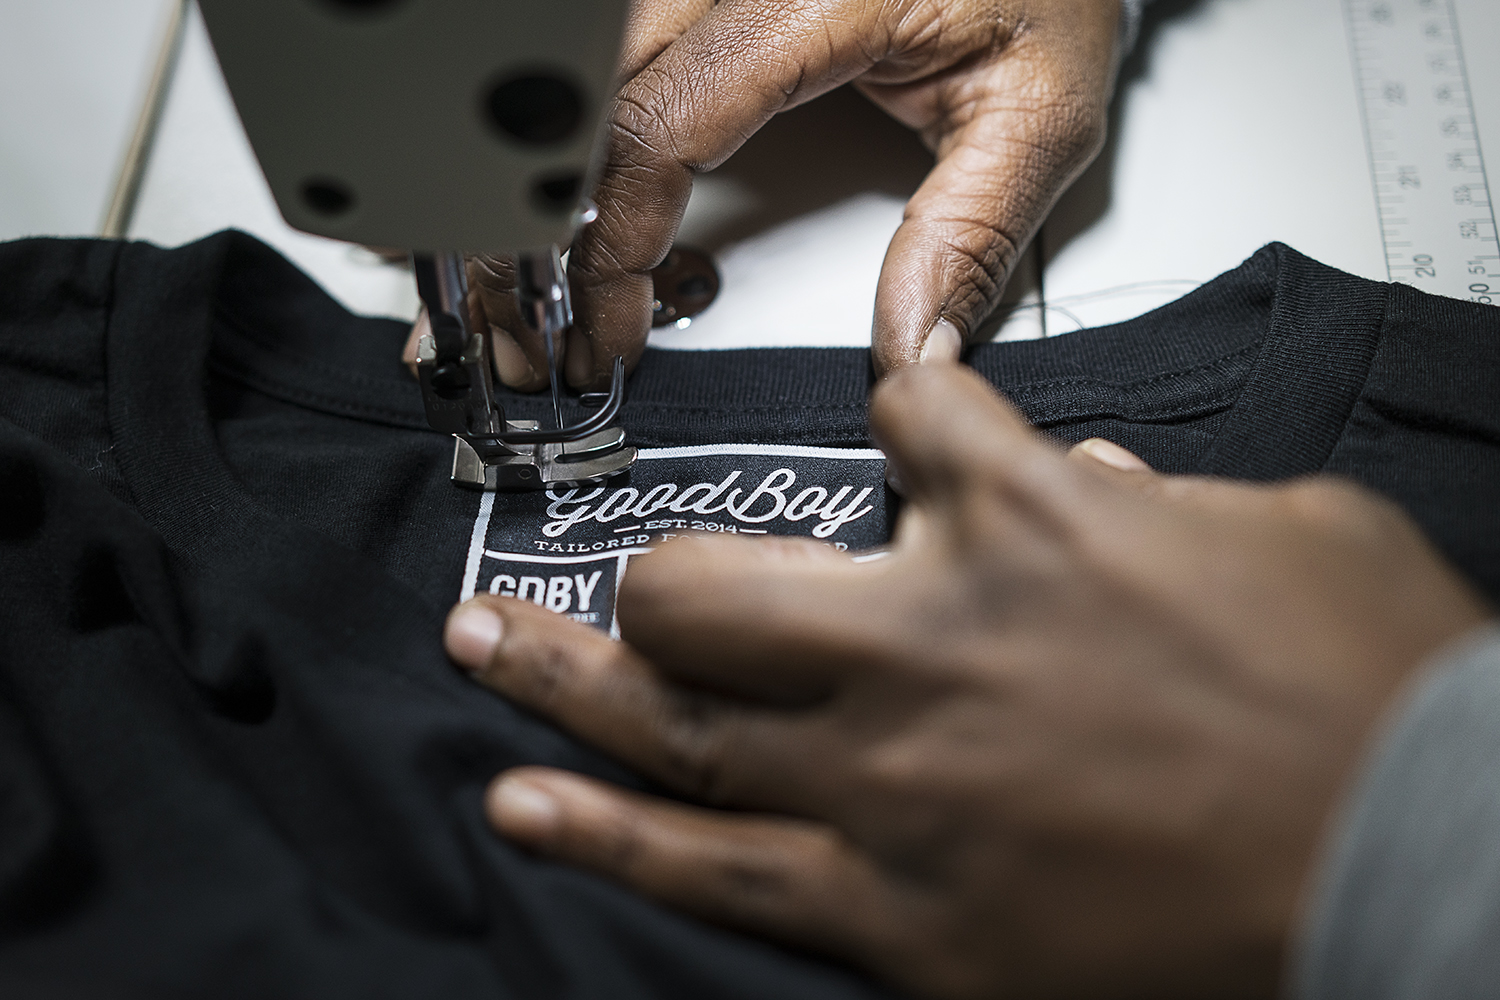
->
[[1345, 0, 1498, 305]]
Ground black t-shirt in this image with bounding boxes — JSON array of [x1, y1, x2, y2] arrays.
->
[[0, 232, 1495, 997]]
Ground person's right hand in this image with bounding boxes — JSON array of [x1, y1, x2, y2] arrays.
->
[[446, 362, 1493, 999], [435, 0, 1124, 392]]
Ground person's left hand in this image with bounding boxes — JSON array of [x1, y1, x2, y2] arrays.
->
[[442, 363, 1490, 1000], [407, 0, 1126, 392]]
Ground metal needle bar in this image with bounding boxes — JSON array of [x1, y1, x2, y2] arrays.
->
[[516, 247, 570, 430]]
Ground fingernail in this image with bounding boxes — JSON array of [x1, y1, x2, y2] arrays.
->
[[445, 602, 504, 670], [919, 318, 963, 364], [491, 777, 560, 839], [489, 326, 538, 388], [1077, 438, 1150, 472]]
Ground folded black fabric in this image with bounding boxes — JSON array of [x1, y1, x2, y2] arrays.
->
[[0, 231, 1494, 997]]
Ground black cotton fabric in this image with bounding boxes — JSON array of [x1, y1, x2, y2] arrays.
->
[[0, 231, 1496, 998]]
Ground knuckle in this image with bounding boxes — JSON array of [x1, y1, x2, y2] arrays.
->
[[658, 694, 738, 803], [715, 853, 803, 916], [858, 740, 933, 801], [1052, 92, 1109, 163], [498, 638, 576, 711], [563, 239, 619, 289], [939, 223, 1016, 325], [590, 801, 651, 877], [1282, 477, 1372, 524], [485, 610, 614, 708], [611, 84, 679, 165], [717, 823, 851, 924], [1021, 91, 1108, 178], [1278, 477, 1408, 551], [466, 253, 515, 291]]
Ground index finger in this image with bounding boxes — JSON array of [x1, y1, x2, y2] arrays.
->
[[446, 594, 839, 814]]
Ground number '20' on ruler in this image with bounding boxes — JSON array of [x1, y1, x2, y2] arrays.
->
[[1346, 0, 1497, 305]]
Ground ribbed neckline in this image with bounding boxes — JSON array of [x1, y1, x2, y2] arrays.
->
[[106, 230, 1392, 566]]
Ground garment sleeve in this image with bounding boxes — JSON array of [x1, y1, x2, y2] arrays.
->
[[1292, 623, 1500, 1000]]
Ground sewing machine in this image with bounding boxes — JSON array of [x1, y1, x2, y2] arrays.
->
[[195, 0, 638, 490]]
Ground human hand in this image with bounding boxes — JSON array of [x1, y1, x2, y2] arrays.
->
[[443, 363, 1491, 998], [417, 0, 1125, 391]]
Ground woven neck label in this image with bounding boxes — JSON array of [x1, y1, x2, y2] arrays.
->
[[459, 445, 892, 635]]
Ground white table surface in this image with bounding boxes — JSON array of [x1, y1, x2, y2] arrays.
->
[[0, 0, 170, 241], [4, 0, 1497, 348]]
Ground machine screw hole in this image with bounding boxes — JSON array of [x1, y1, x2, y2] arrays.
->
[[488, 74, 583, 145], [301, 178, 356, 217], [531, 172, 583, 215]]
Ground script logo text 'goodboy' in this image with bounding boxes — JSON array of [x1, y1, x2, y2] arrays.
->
[[543, 468, 875, 539]]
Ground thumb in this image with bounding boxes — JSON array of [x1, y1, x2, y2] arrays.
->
[[870, 32, 1114, 374]]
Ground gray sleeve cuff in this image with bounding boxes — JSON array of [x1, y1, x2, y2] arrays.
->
[[1119, 0, 1150, 55], [1292, 623, 1500, 1000]]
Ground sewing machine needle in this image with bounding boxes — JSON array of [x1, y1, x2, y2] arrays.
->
[[543, 308, 563, 430]]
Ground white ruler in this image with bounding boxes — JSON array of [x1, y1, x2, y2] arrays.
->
[[1345, 0, 1498, 305]]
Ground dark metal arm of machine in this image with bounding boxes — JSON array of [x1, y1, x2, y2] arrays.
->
[[195, 0, 637, 492]]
